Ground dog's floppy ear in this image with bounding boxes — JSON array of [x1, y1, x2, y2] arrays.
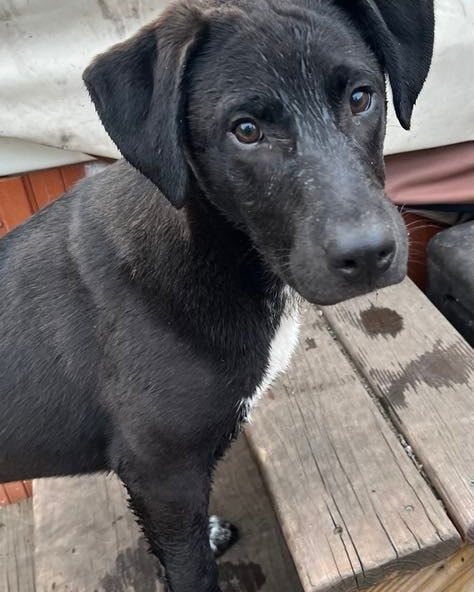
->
[[83, 2, 207, 208], [338, 0, 434, 129]]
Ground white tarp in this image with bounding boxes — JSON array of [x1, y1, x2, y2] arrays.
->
[[0, 0, 473, 160]]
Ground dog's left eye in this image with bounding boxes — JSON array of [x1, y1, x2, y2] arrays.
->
[[350, 87, 372, 115], [232, 119, 262, 144]]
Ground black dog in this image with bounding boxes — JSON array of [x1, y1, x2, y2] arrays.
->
[[0, 1, 434, 590]]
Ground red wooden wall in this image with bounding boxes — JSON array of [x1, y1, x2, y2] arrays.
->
[[0, 164, 85, 237]]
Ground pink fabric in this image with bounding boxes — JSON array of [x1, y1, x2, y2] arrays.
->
[[385, 142, 474, 205]]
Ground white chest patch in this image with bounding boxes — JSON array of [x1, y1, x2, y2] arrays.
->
[[241, 288, 301, 422]]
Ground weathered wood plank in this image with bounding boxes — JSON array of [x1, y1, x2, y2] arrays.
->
[[0, 498, 35, 592], [34, 473, 164, 592], [368, 545, 474, 592], [212, 436, 303, 592], [323, 278, 474, 542], [247, 306, 461, 592], [34, 437, 301, 592]]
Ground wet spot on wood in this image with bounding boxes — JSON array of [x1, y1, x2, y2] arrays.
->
[[360, 305, 404, 338], [382, 340, 473, 408], [219, 561, 266, 592], [99, 538, 158, 592], [305, 337, 317, 350]]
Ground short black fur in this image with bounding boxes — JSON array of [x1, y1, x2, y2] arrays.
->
[[1, 1, 434, 591]]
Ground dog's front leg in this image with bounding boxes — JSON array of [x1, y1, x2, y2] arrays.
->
[[118, 455, 221, 592]]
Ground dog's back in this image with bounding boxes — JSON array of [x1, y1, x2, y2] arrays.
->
[[0, 174, 104, 478], [0, 160, 263, 481], [0, 164, 153, 479]]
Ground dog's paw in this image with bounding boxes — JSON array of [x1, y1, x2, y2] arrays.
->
[[208, 515, 239, 557]]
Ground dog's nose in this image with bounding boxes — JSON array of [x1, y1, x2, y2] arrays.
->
[[326, 228, 396, 280]]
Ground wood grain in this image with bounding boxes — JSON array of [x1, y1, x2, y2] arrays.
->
[[60, 164, 86, 191], [3, 480, 30, 504], [0, 499, 36, 592], [0, 482, 32, 506], [323, 278, 474, 542], [25, 168, 65, 210], [34, 437, 301, 592], [368, 545, 474, 592], [34, 473, 164, 592], [0, 176, 34, 236], [247, 306, 460, 592], [212, 436, 303, 592], [0, 486, 8, 505]]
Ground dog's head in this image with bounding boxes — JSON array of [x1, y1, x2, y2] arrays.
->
[[84, 0, 434, 305]]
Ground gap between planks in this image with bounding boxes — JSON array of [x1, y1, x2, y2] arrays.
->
[[315, 308, 429, 484], [247, 304, 461, 592], [322, 278, 474, 542], [33, 436, 302, 592], [1, 490, 472, 592]]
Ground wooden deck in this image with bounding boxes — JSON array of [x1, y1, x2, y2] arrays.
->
[[1, 278, 473, 591]]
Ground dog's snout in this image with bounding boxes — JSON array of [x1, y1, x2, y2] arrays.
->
[[326, 228, 396, 280]]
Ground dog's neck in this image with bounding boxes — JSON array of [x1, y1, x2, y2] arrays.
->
[[183, 192, 286, 310], [117, 179, 287, 356], [184, 193, 267, 280]]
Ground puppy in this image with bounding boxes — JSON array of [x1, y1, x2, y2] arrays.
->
[[0, 1, 434, 590]]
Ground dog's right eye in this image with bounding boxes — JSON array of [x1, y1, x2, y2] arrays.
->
[[350, 87, 373, 115], [232, 120, 262, 144]]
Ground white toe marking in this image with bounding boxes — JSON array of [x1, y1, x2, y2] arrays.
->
[[209, 515, 231, 552]]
